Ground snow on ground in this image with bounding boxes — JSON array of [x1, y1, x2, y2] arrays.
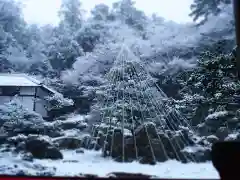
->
[[0, 150, 219, 179]]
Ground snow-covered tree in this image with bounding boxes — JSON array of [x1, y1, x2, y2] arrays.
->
[[111, 0, 147, 30], [93, 47, 171, 130], [189, 0, 232, 25], [175, 50, 240, 129], [75, 22, 104, 52], [0, 0, 27, 72], [0, 0, 26, 43], [91, 4, 110, 21], [0, 99, 45, 135], [58, 0, 84, 32], [44, 28, 84, 72]]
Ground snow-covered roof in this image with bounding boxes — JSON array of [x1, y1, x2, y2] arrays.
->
[[0, 73, 39, 87], [41, 84, 59, 95], [0, 73, 58, 94]]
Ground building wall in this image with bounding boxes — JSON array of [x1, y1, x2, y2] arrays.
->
[[35, 98, 48, 117], [19, 87, 35, 111], [35, 87, 50, 118], [20, 87, 35, 96], [0, 96, 12, 104]]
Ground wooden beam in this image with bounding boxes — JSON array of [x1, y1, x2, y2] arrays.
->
[[233, 0, 240, 78], [33, 87, 37, 111]]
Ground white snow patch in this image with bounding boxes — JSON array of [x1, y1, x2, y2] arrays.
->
[[61, 129, 88, 138], [8, 134, 27, 141], [206, 111, 228, 120], [124, 129, 132, 136], [225, 133, 239, 141], [182, 145, 207, 153], [66, 114, 85, 122], [0, 150, 219, 178]]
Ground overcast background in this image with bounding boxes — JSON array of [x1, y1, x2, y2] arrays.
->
[[21, 0, 193, 25]]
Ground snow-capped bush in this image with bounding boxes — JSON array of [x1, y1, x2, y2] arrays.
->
[[0, 99, 44, 125], [45, 93, 74, 111], [0, 99, 46, 136]]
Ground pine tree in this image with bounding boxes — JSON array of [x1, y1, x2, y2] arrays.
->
[[189, 0, 232, 25], [175, 50, 240, 132], [94, 46, 181, 132]]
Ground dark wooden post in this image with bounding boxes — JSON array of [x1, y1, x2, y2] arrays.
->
[[233, 0, 240, 78]]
